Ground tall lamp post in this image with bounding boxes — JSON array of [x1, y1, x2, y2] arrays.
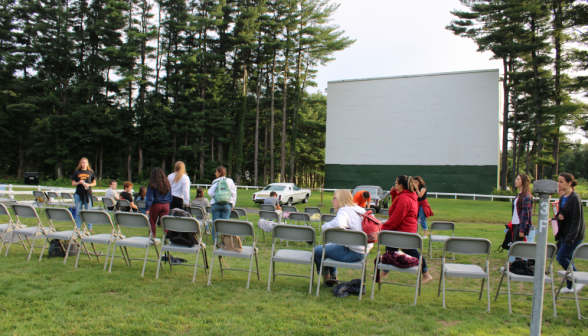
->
[[530, 179, 558, 335]]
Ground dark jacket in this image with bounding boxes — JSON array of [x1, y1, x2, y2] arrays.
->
[[382, 190, 418, 233], [511, 192, 533, 235], [556, 191, 586, 246], [145, 188, 172, 212]]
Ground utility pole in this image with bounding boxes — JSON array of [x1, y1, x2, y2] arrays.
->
[[530, 179, 558, 335]]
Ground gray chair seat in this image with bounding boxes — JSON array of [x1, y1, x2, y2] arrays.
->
[[0, 223, 26, 232], [499, 267, 553, 283], [116, 237, 161, 248], [47, 202, 61, 207], [162, 242, 206, 253], [444, 263, 487, 278], [82, 234, 123, 244], [46, 230, 77, 240], [431, 235, 451, 243], [273, 249, 312, 265], [558, 270, 588, 284], [13, 227, 49, 237], [322, 257, 364, 270], [214, 246, 257, 259], [378, 263, 419, 274]]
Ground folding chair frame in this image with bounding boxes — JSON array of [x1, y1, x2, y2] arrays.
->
[[8, 204, 54, 261], [75, 210, 128, 270], [555, 243, 588, 320], [42, 208, 93, 264], [0, 203, 29, 255], [429, 221, 456, 260]]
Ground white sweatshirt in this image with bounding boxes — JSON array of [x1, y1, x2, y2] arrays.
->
[[208, 177, 237, 206], [321, 205, 373, 254], [168, 173, 191, 204]]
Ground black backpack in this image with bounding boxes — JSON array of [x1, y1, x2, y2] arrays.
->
[[48, 239, 78, 258], [499, 223, 520, 252], [167, 208, 198, 247], [510, 260, 535, 276]]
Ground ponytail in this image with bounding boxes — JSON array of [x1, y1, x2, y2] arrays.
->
[[397, 175, 417, 192]]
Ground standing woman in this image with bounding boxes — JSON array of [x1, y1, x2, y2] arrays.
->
[[556, 173, 586, 294], [145, 168, 172, 237], [413, 176, 433, 238], [168, 161, 191, 210], [208, 166, 237, 236], [71, 158, 96, 230], [512, 174, 533, 242], [381, 175, 433, 283]]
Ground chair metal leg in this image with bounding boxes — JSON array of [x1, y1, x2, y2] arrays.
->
[[156, 250, 163, 279], [551, 269, 557, 318], [103, 242, 112, 270], [309, 260, 314, 294], [486, 274, 490, 313], [246, 251, 255, 289], [75, 242, 83, 268], [370, 263, 378, 300], [219, 256, 224, 277], [141, 246, 150, 277], [124, 247, 132, 266], [267, 259, 273, 291], [207, 252, 215, 286], [442, 270, 446, 308], [38, 238, 49, 261], [27, 234, 38, 261], [494, 271, 505, 302], [316, 259, 324, 297], [413, 266, 421, 305], [358, 262, 365, 301], [506, 270, 512, 314], [479, 278, 485, 300], [108, 244, 117, 272], [255, 252, 260, 281], [192, 249, 200, 283]]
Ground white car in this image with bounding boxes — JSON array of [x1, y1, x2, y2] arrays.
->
[[252, 183, 312, 206]]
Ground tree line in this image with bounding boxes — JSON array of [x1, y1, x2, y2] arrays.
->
[[448, 0, 588, 188], [0, 0, 353, 187]]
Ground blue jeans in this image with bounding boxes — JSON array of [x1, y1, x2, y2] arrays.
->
[[314, 244, 363, 277], [557, 238, 584, 289], [74, 194, 92, 230], [211, 203, 232, 239], [418, 207, 427, 231]]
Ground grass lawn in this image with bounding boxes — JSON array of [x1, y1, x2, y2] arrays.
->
[[1, 204, 587, 335]]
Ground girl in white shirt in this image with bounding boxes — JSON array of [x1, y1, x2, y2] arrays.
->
[[316, 189, 372, 286], [168, 161, 191, 210]]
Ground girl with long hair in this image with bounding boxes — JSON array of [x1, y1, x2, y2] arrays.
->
[[381, 175, 433, 284], [168, 161, 191, 210], [70, 157, 96, 230], [191, 187, 210, 208], [413, 176, 433, 238], [145, 168, 172, 236], [208, 166, 237, 238]]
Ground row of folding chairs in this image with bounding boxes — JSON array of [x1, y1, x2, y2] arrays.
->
[[2, 204, 587, 319]]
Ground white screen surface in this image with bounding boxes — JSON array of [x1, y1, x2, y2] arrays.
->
[[325, 69, 500, 166]]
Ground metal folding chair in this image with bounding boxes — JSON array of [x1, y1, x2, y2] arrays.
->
[[75, 210, 126, 269], [0, 203, 28, 255], [157, 216, 208, 282], [61, 193, 76, 208], [189, 206, 210, 240], [316, 228, 368, 300], [230, 210, 240, 220], [494, 242, 558, 317], [555, 243, 588, 320], [379, 208, 389, 221], [136, 200, 146, 213], [289, 212, 311, 226], [282, 205, 298, 213], [258, 210, 280, 242], [437, 237, 492, 312], [207, 219, 259, 289], [32, 191, 48, 213], [319, 214, 336, 245], [260, 204, 275, 212], [7, 205, 52, 261], [429, 221, 455, 260], [268, 225, 316, 293], [46, 191, 63, 207], [109, 212, 162, 276], [90, 195, 102, 210], [118, 199, 133, 212], [371, 231, 423, 304], [329, 207, 336, 214], [233, 208, 248, 221], [43, 208, 92, 264]]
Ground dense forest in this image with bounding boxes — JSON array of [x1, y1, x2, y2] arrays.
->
[[0, 0, 353, 186], [448, 0, 588, 187]]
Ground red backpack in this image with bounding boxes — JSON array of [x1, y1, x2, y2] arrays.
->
[[355, 210, 382, 243]]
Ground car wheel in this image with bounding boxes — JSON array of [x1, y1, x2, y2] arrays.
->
[[302, 194, 309, 203], [287, 198, 293, 206]]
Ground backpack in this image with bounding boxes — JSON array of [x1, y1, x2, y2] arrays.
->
[[48, 239, 78, 258], [355, 210, 382, 243], [167, 208, 198, 247], [214, 178, 232, 204], [498, 222, 519, 252], [333, 279, 366, 298], [510, 259, 535, 276]]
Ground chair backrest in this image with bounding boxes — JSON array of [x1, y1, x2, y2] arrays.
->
[[136, 200, 146, 209], [62, 193, 75, 200], [214, 219, 255, 238], [45, 208, 75, 222], [378, 231, 422, 251], [330, 207, 335, 214], [161, 216, 201, 235], [102, 197, 116, 208], [13, 204, 40, 219], [572, 243, 588, 261], [259, 210, 280, 221], [445, 237, 491, 256], [32, 191, 46, 199], [273, 225, 315, 243], [47, 191, 59, 198], [366, 208, 377, 215], [91, 195, 99, 203], [114, 212, 150, 229], [321, 214, 336, 223], [379, 208, 389, 217], [431, 221, 455, 233], [205, 206, 212, 214], [282, 205, 298, 213], [234, 208, 247, 217], [230, 210, 240, 220], [0, 203, 11, 217], [305, 207, 321, 215], [260, 204, 275, 211], [323, 228, 367, 247], [189, 206, 206, 219], [289, 212, 310, 222], [118, 199, 132, 211], [79, 210, 115, 226], [509, 242, 557, 264]]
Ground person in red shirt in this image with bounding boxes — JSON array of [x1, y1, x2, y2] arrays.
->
[[353, 190, 371, 208], [380, 175, 433, 284]]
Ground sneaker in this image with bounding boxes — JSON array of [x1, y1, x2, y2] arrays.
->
[[422, 273, 433, 284], [560, 287, 574, 294], [422, 235, 428, 239]]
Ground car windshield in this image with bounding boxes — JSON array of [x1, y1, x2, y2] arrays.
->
[[353, 188, 379, 196], [263, 185, 286, 191]]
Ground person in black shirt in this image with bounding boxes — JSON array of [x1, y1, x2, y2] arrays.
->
[[120, 181, 138, 212], [70, 158, 96, 230]]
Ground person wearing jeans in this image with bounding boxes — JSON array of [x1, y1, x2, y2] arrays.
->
[[314, 244, 363, 280], [208, 166, 237, 240], [556, 173, 586, 294], [70, 157, 96, 230]]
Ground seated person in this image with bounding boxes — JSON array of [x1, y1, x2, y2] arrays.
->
[[315, 189, 372, 286], [135, 186, 147, 214], [353, 190, 371, 208], [264, 191, 282, 221], [119, 181, 138, 212], [191, 187, 211, 221], [104, 180, 120, 210]]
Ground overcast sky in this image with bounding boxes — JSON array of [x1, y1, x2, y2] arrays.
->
[[311, 0, 587, 142]]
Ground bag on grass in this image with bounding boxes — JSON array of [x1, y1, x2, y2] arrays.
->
[[355, 210, 382, 244], [48, 239, 78, 258], [333, 279, 366, 298]]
